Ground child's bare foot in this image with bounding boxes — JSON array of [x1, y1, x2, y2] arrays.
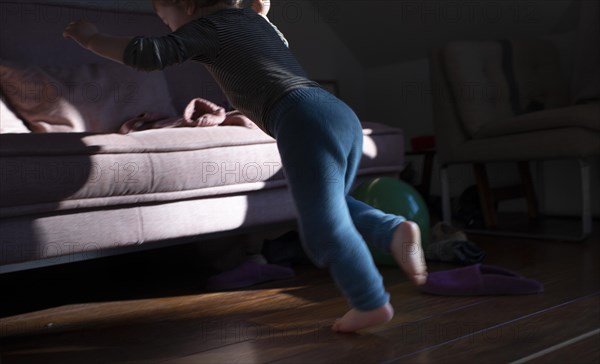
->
[[332, 302, 394, 333], [390, 221, 428, 286]]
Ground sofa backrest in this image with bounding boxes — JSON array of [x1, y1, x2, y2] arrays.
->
[[0, 1, 228, 114]]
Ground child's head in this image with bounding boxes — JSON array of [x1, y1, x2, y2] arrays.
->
[[240, 0, 270, 16], [152, 0, 243, 31], [152, 0, 242, 10]]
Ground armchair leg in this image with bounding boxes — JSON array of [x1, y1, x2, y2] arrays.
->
[[518, 161, 539, 221], [451, 160, 591, 241], [580, 159, 592, 237], [473, 163, 497, 228], [440, 166, 452, 224], [534, 161, 546, 215]]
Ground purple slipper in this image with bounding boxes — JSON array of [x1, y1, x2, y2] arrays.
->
[[421, 264, 544, 296], [205, 261, 295, 291]]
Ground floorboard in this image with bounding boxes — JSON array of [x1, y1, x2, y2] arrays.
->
[[1, 221, 598, 364], [522, 330, 600, 364], [390, 294, 600, 363]]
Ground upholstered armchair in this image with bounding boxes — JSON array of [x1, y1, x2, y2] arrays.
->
[[429, 38, 599, 239]]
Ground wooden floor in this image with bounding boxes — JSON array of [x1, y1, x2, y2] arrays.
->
[[1, 222, 599, 364]]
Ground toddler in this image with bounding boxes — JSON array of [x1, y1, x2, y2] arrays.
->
[[242, 0, 289, 47], [63, 0, 427, 333]]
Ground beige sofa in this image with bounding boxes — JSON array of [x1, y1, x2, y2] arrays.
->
[[0, 2, 405, 272]]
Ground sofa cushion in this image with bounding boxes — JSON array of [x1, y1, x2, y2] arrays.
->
[[44, 63, 178, 133], [474, 102, 600, 138], [0, 60, 177, 133], [0, 60, 86, 132], [0, 97, 31, 134], [0, 122, 404, 218]]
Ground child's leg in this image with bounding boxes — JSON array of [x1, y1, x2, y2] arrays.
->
[[346, 196, 428, 286], [269, 89, 392, 331], [341, 120, 428, 286], [345, 196, 404, 251]]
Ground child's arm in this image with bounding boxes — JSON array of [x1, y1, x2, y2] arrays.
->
[[63, 21, 132, 64], [64, 20, 213, 71]]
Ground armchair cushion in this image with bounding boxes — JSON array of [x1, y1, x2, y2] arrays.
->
[[474, 101, 600, 139], [511, 39, 570, 113], [443, 39, 571, 138], [443, 41, 513, 137], [452, 128, 600, 162]]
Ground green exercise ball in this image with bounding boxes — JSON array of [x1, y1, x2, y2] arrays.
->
[[352, 177, 430, 266]]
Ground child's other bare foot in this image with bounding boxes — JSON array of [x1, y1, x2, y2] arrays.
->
[[332, 302, 394, 333], [390, 221, 428, 286]]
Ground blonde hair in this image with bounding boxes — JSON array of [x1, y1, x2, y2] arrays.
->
[[153, 0, 243, 9]]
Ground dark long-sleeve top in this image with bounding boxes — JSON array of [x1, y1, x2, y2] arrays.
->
[[122, 7, 318, 134]]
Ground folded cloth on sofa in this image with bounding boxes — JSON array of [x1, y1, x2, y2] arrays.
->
[[119, 97, 257, 134], [421, 264, 544, 296]]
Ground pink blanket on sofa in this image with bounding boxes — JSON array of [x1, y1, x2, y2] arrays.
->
[[118, 98, 257, 134]]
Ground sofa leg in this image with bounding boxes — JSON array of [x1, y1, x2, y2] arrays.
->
[[473, 163, 497, 228], [580, 159, 592, 237], [440, 166, 452, 224]]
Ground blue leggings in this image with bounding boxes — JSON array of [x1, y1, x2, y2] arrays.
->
[[267, 87, 405, 310]]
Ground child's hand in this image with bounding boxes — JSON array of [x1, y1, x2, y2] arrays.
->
[[63, 20, 99, 49]]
